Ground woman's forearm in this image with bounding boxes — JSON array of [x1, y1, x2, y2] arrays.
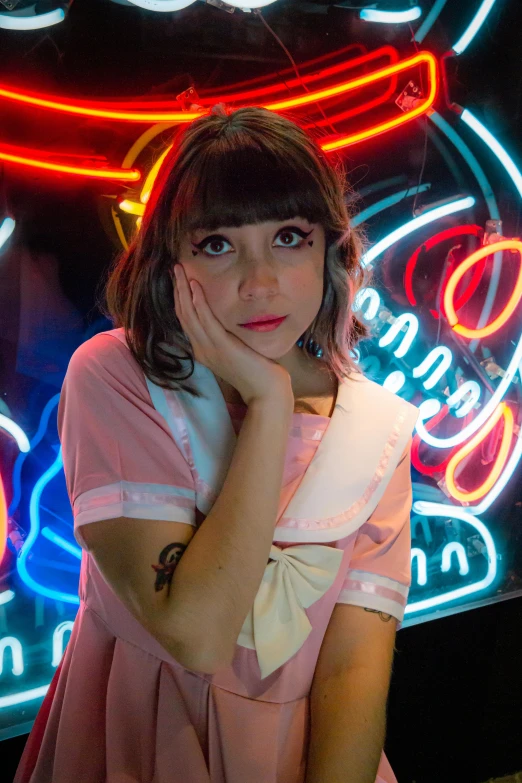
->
[[306, 666, 388, 783]]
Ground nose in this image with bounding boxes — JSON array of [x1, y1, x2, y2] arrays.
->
[[239, 252, 281, 298]]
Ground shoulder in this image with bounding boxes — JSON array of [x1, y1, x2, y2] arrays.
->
[[68, 327, 129, 369], [65, 328, 147, 398], [346, 372, 417, 412]]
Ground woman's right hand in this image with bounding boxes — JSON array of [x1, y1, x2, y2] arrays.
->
[[173, 263, 294, 408]]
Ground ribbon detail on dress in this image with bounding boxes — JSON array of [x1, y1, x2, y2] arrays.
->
[[236, 543, 344, 678]]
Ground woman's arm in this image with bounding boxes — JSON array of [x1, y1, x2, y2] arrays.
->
[[306, 604, 397, 783]]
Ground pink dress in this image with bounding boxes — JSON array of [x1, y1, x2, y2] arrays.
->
[[14, 331, 415, 783]]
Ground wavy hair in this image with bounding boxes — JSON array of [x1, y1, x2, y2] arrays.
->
[[100, 105, 369, 398]]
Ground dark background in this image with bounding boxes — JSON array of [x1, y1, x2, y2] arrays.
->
[[1, 1, 522, 780]]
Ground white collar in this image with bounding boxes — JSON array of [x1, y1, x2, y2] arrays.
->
[[102, 329, 417, 677]]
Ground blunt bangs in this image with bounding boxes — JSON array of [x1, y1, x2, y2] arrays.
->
[[173, 143, 331, 235]]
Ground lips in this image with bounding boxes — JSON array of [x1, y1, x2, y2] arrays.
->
[[240, 315, 287, 325]]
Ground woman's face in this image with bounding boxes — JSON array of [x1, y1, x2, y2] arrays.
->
[[176, 218, 326, 367]]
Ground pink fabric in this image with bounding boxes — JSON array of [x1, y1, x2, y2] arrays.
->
[[14, 334, 410, 783]]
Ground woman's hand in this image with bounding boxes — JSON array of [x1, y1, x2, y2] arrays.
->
[[173, 264, 293, 408]]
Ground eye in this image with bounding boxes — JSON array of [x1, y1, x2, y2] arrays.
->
[[273, 227, 313, 248], [194, 235, 233, 257]]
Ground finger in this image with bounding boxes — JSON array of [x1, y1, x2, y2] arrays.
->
[[175, 267, 215, 349]]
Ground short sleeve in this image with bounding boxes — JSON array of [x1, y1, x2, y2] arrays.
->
[[57, 334, 197, 549], [336, 439, 413, 623]]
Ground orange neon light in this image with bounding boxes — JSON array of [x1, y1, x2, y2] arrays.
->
[[320, 53, 437, 151], [0, 146, 141, 182], [444, 240, 522, 339], [0, 51, 436, 126], [445, 404, 514, 503]]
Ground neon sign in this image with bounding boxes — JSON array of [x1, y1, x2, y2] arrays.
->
[[1, 0, 520, 736]]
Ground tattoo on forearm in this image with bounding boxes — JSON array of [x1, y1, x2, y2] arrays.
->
[[364, 608, 394, 623], [151, 543, 187, 593]]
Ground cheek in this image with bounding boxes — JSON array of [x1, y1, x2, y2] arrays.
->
[[287, 264, 324, 308]]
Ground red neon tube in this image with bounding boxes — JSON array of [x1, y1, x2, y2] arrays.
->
[[404, 225, 484, 316], [0, 51, 437, 127], [0, 144, 141, 182]]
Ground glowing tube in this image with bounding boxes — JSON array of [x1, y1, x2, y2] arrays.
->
[[0, 8, 65, 31], [0, 414, 30, 452], [360, 8, 422, 23], [429, 111, 502, 353], [413, 346, 453, 390], [216, 0, 278, 7], [141, 146, 171, 204], [378, 313, 419, 358], [414, 0, 449, 43], [452, 0, 499, 55], [52, 621, 74, 667], [0, 146, 140, 182], [403, 224, 483, 310], [352, 287, 381, 321], [383, 371, 406, 394], [0, 684, 49, 708], [470, 405, 522, 513], [126, 0, 196, 9], [352, 183, 431, 228], [411, 548, 427, 586], [445, 404, 513, 503], [441, 543, 469, 576], [0, 474, 7, 566], [416, 332, 522, 449], [17, 448, 80, 605], [0, 217, 15, 252], [444, 240, 522, 338], [447, 381, 481, 419], [361, 197, 476, 268], [0, 590, 15, 606], [119, 199, 145, 216], [0, 51, 436, 126], [41, 527, 82, 560], [461, 109, 522, 198], [406, 503, 497, 613], [0, 637, 23, 676]]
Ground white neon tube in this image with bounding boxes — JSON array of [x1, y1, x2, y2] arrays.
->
[[0, 590, 15, 607], [446, 380, 481, 418], [360, 7, 422, 23], [383, 371, 406, 394], [379, 313, 419, 358], [414, 0, 449, 43], [353, 287, 381, 321], [415, 332, 522, 449], [126, 0, 195, 10], [452, 0, 499, 55], [413, 346, 453, 390], [0, 8, 65, 30], [461, 109, 522, 199], [361, 196, 476, 267], [0, 217, 15, 252], [0, 414, 30, 452], [406, 503, 497, 614]]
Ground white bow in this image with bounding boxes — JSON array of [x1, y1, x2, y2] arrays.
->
[[236, 543, 344, 678]]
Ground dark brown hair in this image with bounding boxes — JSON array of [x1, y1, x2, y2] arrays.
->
[[100, 105, 368, 398]]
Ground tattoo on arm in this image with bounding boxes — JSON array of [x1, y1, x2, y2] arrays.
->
[[151, 543, 187, 594], [364, 608, 394, 623]]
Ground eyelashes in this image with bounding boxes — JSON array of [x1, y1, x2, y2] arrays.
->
[[192, 226, 314, 256]]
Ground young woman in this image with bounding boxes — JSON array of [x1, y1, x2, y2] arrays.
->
[[15, 105, 417, 783]]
